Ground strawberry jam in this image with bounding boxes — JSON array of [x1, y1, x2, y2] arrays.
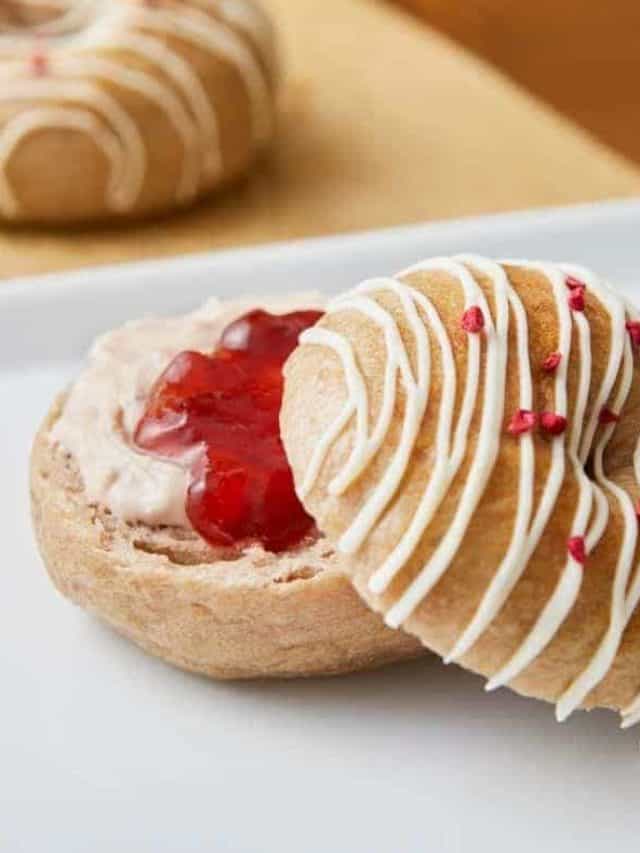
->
[[134, 308, 323, 552]]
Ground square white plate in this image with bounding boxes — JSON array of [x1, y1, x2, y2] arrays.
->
[[3, 200, 640, 853]]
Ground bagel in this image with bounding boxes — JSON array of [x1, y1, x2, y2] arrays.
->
[[30, 294, 421, 678], [0, 0, 278, 223], [281, 257, 640, 728]]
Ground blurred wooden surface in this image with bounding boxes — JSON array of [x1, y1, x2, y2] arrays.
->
[[395, 0, 640, 165], [1, 0, 639, 280]]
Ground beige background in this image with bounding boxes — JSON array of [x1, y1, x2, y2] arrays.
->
[[1, 0, 639, 279], [396, 0, 640, 166]]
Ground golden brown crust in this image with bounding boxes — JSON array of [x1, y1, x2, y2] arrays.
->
[[30, 396, 422, 679], [0, 0, 278, 224], [281, 260, 640, 714]]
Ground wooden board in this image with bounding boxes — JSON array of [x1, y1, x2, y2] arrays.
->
[[395, 0, 640, 165], [0, 0, 638, 280]]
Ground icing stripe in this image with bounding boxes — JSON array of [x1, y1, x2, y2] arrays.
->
[[623, 299, 640, 622], [297, 326, 369, 501], [384, 259, 508, 629], [447, 258, 537, 663], [486, 562, 584, 695], [58, 54, 201, 200], [0, 78, 143, 212], [554, 266, 638, 721], [0, 0, 96, 39], [556, 340, 636, 721], [330, 290, 429, 552], [486, 264, 608, 691], [621, 694, 640, 729], [482, 263, 573, 686], [327, 292, 420, 498], [366, 261, 487, 595], [367, 283, 460, 595], [0, 105, 123, 215], [191, 0, 278, 79], [129, 4, 272, 146], [92, 28, 223, 177], [302, 281, 430, 555]]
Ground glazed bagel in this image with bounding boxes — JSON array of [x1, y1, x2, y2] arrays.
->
[[0, 0, 277, 223], [281, 257, 640, 728], [30, 294, 421, 678]]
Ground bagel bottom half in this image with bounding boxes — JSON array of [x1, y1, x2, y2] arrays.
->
[[30, 397, 422, 679]]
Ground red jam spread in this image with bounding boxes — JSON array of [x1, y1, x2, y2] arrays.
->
[[134, 308, 323, 552]]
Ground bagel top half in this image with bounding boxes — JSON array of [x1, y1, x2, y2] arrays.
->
[[281, 257, 640, 728]]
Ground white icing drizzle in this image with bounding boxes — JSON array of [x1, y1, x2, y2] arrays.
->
[[100, 28, 223, 178], [298, 256, 640, 727], [298, 326, 369, 501], [365, 266, 482, 596], [0, 0, 274, 215], [450, 260, 574, 666], [0, 0, 96, 40], [58, 53, 201, 201], [553, 265, 638, 721], [357, 276, 462, 589], [483, 261, 607, 692], [0, 77, 144, 213], [384, 259, 507, 629], [0, 106, 124, 215], [128, 3, 272, 146], [621, 694, 640, 730], [329, 288, 429, 552], [191, 0, 278, 79], [624, 298, 640, 621]]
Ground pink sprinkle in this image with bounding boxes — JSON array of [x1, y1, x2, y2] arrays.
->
[[29, 35, 49, 77], [567, 536, 586, 565], [626, 320, 640, 347], [539, 411, 567, 436], [635, 499, 640, 524], [507, 409, 537, 436], [30, 48, 48, 77], [599, 406, 620, 425], [565, 275, 586, 291], [541, 352, 562, 373], [461, 306, 484, 334], [568, 286, 585, 312]]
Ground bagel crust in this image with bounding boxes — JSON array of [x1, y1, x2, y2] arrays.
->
[[31, 396, 422, 679], [0, 0, 278, 223], [282, 257, 640, 727]]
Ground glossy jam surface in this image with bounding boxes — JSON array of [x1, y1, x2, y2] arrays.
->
[[135, 309, 323, 552]]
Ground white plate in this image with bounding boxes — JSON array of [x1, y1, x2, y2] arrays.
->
[[3, 200, 640, 853]]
